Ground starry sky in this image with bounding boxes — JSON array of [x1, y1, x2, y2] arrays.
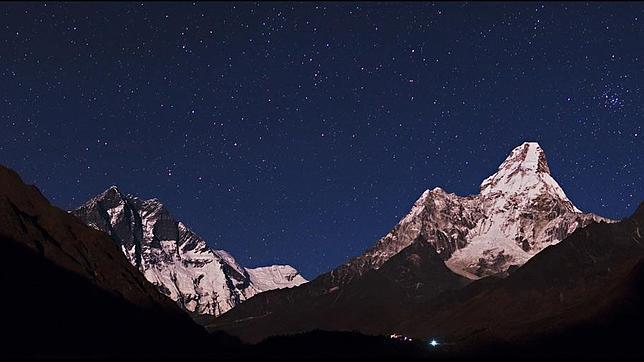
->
[[1, 2, 642, 279]]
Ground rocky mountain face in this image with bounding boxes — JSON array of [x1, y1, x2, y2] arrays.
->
[[207, 142, 613, 342], [0, 164, 236, 358], [210, 235, 470, 343], [396, 201, 644, 359], [0, 163, 427, 359], [72, 187, 306, 316], [325, 142, 609, 283]]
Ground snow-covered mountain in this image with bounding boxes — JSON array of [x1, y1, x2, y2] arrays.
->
[[207, 142, 616, 343], [206, 142, 611, 343], [326, 142, 610, 282], [0, 163, 222, 358], [72, 187, 306, 316]]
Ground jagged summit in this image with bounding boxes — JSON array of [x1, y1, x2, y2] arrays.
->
[[487, 142, 550, 179], [479, 142, 580, 212], [203, 144, 630, 345], [99, 185, 126, 199], [73, 186, 307, 316], [85, 184, 124, 203], [481, 142, 548, 190], [311, 142, 611, 284], [85, 186, 161, 208], [0, 164, 220, 358]]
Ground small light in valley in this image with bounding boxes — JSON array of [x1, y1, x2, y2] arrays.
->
[[429, 339, 439, 347]]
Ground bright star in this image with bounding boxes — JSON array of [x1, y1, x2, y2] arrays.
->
[[429, 339, 439, 347]]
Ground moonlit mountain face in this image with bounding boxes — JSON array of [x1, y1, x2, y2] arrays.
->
[[327, 142, 610, 282], [0, 164, 216, 358], [73, 187, 306, 316], [397, 201, 644, 348], [207, 142, 616, 342]]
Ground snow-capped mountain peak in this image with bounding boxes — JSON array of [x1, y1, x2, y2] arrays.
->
[[479, 142, 580, 212], [73, 188, 307, 316], [322, 142, 611, 283], [496, 142, 549, 173], [246, 265, 308, 292], [480, 142, 550, 195]]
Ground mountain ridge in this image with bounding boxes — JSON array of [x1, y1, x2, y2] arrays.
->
[[73, 186, 307, 316], [396, 201, 644, 359], [207, 142, 613, 342], [0, 163, 231, 358]]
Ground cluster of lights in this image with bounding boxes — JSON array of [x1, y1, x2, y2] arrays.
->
[[389, 333, 441, 348], [389, 333, 440, 348], [389, 333, 413, 342], [601, 90, 625, 110]]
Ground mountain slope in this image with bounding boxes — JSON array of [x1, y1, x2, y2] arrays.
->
[[0, 164, 236, 358], [210, 236, 469, 342], [72, 186, 306, 316], [325, 142, 608, 283], [207, 142, 610, 342], [397, 201, 644, 358]]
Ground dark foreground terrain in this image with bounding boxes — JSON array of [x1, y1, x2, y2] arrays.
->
[[209, 203, 644, 360]]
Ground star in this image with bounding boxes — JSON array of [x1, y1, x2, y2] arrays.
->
[[0, 1, 640, 279]]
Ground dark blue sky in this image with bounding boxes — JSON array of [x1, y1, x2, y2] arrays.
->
[[1, 2, 641, 279]]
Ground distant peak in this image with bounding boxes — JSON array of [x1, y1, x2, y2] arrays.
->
[[502, 142, 550, 175], [521, 141, 541, 147], [75, 185, 127, 211], [490, 142, 549, 177], [136, 196, 161, 204], [419, 187, 446, 199], [248, 264, 299, 272], [107, 185, 120, 192], [97, 185, 124, 199], [479, 142, 563, 198]]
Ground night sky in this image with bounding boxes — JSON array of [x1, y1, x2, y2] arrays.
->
[[1, 2, 642, 279]]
